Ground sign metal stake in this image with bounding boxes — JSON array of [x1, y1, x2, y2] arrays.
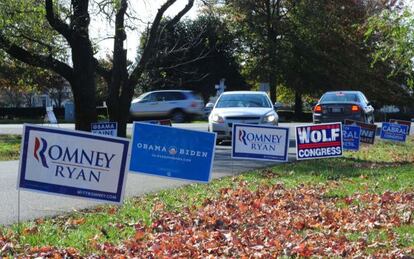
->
[[17, 188, 21, 243]]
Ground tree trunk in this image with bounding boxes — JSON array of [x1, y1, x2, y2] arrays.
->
[[72, 84, 96, 131], [269, 72, 277, 103], [294, 90, 303, 120], [71, 38, 97, 131]]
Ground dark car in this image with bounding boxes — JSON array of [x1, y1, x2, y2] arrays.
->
[[313, 91, 375, 124]]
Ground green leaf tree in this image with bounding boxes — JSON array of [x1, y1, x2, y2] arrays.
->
[[137, 15, 247, 101], [365, 8, 414, 91]]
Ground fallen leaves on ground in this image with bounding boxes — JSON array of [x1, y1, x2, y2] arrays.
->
[[1, 183, 413, 258]]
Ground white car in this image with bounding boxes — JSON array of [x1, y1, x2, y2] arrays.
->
[[130, 90, 204, 122], [208, 91, 279, 143]]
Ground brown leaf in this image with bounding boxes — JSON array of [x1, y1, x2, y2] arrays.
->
[[74, 218, 86, 225], [39, 245, 53, 253], [107, 207, 117, 215], [22, 226, 38, 235], [134, 230, 145, 241]]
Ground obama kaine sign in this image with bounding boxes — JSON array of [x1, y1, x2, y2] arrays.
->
[[232, 124, 289, 162], [18, 125, 129, 203], [91, 122, 117, 136], [296, 123, 343, 160]]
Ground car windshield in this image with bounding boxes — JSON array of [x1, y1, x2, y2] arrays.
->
[[216, 94, 271, 108], [136, 92, 150, 101], [321, 93, 359, 102]]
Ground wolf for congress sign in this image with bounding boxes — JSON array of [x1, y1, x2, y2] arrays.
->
[[232, 124, 289, 162], [18, 125, 129, 203], [296, 123, 343, 160], [129, 123, 216, 182]]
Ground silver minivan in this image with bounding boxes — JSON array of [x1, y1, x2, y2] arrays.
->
[[130, 90, 204, 122]]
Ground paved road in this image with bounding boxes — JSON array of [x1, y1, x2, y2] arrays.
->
[[0, 146, 296, 225]]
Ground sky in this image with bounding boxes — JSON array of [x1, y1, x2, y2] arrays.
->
[[90, 0, 200, 61]]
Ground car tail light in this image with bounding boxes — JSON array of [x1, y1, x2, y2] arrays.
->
[[314, 105, 322, 113], [191, 101, 198, 108], [351, 105, 360, 112]]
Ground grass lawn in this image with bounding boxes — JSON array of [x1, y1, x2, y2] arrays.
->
[[0, 135, 21, 161], [0, 137, 413, 257]]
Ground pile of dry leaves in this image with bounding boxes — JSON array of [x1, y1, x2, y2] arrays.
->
[[1, 182, 413, 258]]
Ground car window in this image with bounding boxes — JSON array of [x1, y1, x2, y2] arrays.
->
[[321, 93, 359, 102], [359, 93, 369, 104], [141, 93, 155, 102], [216, 94, 272, 108], [166, 92, 187, 101], [153, 92, 166, 101]]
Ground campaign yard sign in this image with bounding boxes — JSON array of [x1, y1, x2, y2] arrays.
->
[[129, 122, 216, 182], [389, 119, 411, 135], [296, 123, 343, 160], [344, 120, 377, 144], [45, 106, 58, 124], [91, 122, 118, 136], [232, 124, 289, 162], [380, 122, 409, 142], [142, 119, 172, 126], [18, 125, 129, 204], [342, 125, 361, 151]]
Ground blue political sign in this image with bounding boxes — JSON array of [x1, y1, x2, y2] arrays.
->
[[129, 123, 216, 182], [91, 122, 117, 136], [342, 125, 361, 151], [232, 124, 289, 162], [18, 125, 129, 204], [380, 122, 409, 142]]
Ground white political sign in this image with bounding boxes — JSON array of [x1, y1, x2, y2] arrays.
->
[[17, 124, 129, 203], [46, 106, 58, 124], [232, 124, 289, 162]]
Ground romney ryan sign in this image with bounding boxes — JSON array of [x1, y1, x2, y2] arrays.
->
[[18, 125, 129, 204], [129, 123, 216, 182], [232, 124, 289, 162], [296, 123, 343, 160]]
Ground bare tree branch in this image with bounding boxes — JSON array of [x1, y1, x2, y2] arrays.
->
[[165, 0, 195, 30], [45, 0, 73, 44], [129, 0, 178, 86], [0, 33, 74, 83]]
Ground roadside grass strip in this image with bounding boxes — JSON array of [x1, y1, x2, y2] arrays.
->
[[0, 137, 413, 257], [0, 135, 21, 161]]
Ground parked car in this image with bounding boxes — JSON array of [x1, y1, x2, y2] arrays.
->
[[203, 102, 214, 119], [313, 91, 375, 124], [130, 90, 204, 122], [208, 91, 279, 143]]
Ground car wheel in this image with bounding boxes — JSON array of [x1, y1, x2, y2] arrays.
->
[[170, 110, 186, 123]]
